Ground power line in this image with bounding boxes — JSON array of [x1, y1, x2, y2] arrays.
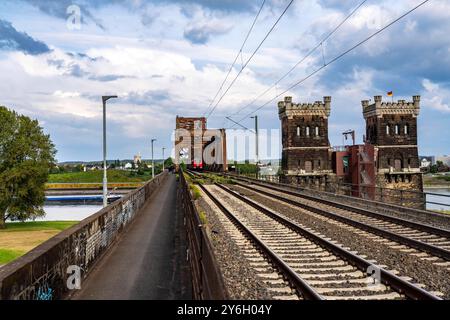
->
[[203, 0, 267, 117], [232, 0, 431, 126], [227, 0, 368, 125], [206, 0, 295, 119], [225, 116, 255, 132]]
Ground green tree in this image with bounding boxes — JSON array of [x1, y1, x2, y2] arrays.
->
[[0, 107, 56, 228], [436, 160, 449, 173], [164, 157, 174, 168], [236, 163, 258, 174], [430, 164, 438, 174]]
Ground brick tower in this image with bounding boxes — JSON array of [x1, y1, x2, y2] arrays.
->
[[362, 95, 423, 199], [278, 96, 332, 187]]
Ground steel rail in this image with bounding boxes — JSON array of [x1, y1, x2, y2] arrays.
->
[[197, 182, 324, 300], [232, 176, 450, 238], [232, 180, 450, 262], [215, 182, 441, 300]]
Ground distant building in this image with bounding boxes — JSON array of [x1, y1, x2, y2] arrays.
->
[[436, 155, 450, 166], [134, 153, 142, 165], [419, 156, 435, 168], [86, 165, 101, 171], [175, 116, 227, 171], [124, 162, 133, 169]]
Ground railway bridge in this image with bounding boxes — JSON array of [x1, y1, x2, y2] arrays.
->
[[1, 168, 450, 300]]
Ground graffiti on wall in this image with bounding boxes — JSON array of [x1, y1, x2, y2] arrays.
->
[[0, 173, 165, 300]]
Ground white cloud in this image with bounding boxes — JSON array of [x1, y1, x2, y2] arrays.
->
[[53, 90, 80, 98], [1, 0, 449, 160], [422, 79, 450, 113], [184, 18, 233, 44]]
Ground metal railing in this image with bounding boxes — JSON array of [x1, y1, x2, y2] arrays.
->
[[179, 169, 228, 300], [232, 173, 449, 211], [0, 171, 168, 300], [330, 182, 449, 210]]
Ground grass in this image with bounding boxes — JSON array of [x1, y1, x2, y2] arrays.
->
[[190, 184, 202, 200], [0, 248, 25, 264], [48, 170, 153, 183], [0, 221, 78, 265], [202, 173, 235, 185], [423, 174, 450, 186], [198, 210, 208, 224], [3, 221, 78, 231], [433, 210, 450, 215], [183, 173, 203, 200]]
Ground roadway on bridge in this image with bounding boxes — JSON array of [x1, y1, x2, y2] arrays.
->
[[72, 173, 192, 300]]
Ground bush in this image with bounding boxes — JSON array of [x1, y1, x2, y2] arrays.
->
[[235, 163, 258, 174], [191, 185, 202, 200], [198, 211, 208, 224]]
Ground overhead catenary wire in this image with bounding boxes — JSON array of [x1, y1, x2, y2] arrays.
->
[[206, 0, 296, 119], [232, 0, 431, 127], [226, 0, 368, 125], [203, 0, 267, 117]]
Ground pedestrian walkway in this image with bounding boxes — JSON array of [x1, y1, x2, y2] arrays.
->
[[72, 174, 191, 299]]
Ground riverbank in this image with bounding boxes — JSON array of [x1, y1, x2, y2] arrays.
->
[[433, 210, 450, 215], [424, 185, 450, 189], [0, 221, 77, 265], [48, 170, 154, 184], [423, 174, 450, 188]]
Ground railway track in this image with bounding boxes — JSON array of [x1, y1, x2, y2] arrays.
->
[[190, 172, 440, 300], [215, 173, 450, 263]]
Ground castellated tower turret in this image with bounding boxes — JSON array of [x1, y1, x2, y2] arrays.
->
[[361, 95, 423, 193], [278, 96, 332, 187]]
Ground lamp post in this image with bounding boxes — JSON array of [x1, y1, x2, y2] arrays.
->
[[251, 115, 259, 178], [102, 95, 118, 207], [151, 138, 156, 179], [162, 147, 166, 171]]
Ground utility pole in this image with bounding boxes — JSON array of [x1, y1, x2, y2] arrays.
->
[[162, 147, 166, 171], [102, 95, 118, 208], [151, 138, 156, 179], [251, 115, 259, 178]]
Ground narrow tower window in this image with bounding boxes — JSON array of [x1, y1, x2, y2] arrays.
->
[[404, 124, 409, 135], [297, 126, 300, 136], [395, 125, 399, 135], [315, 126, 319, 136], [386, 125, 390, 135], [306, 126, 310, 137], [305, 161, 313, 172]]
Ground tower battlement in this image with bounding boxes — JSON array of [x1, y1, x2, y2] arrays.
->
[[279, 96, 331, 119], [362, 96, 420, 119]]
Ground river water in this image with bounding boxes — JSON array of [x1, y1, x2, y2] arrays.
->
[[16, 188, 450, 222], [424, 188, 450, 211], [36, 205, 103, 221]]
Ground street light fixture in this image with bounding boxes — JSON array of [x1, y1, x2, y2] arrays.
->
[[102, 95, 118, 208], [151, 138, 157, 179]]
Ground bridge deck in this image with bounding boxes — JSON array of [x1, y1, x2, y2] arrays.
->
[[72, 173, 192, 300]]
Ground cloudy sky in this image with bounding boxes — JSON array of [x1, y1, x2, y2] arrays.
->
[[0, 0, 449, 162]]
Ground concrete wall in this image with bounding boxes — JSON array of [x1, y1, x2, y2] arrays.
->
[[0, 172, 168, 300]]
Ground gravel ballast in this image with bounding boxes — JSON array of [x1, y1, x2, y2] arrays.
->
[[228, 183, 450, 299], [195, 189, 273, 299]]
